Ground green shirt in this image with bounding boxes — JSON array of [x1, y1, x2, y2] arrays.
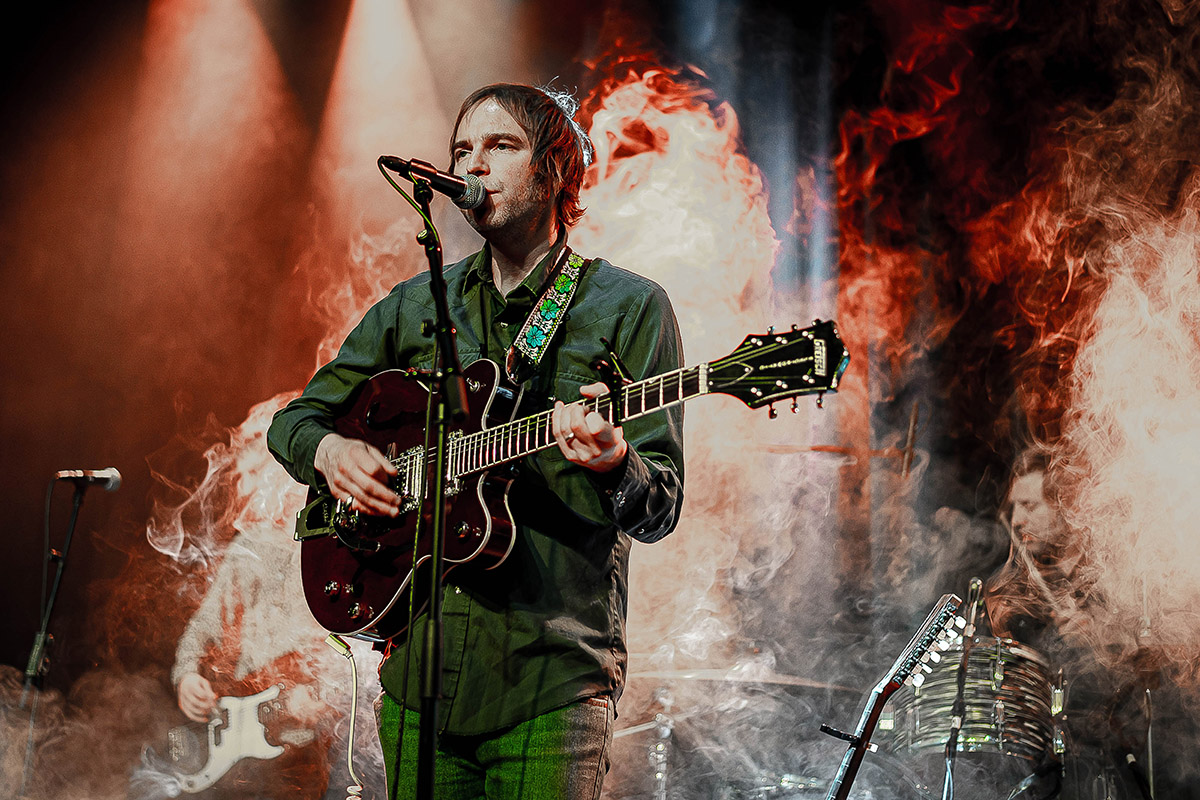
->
[[267, 242, 685, 734]]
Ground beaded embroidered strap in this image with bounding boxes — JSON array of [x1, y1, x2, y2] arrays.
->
[[505, 250, 590, 384]]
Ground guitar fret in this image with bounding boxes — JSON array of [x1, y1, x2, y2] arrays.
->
[[453, 356, 768, 476]]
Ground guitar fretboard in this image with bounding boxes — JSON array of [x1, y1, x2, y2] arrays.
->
[[446, 364, 707, 478]]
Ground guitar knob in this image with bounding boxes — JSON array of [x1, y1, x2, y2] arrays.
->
[[455, 522, 470, 539], [324, 581, 341, 598], [768, 404, 778, 419], [348, 602, 373, 621]]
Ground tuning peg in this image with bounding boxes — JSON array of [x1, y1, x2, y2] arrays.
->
[[767, 325, 775, 334], [790, 399, 798, 414], [768, 404, 778, 419], [816, 393, 825, 409], [909, 672, 926, 688]]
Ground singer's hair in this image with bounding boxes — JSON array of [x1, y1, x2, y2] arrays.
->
[[450, 83, 592, 231]]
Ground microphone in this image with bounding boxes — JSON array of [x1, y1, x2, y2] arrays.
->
[[55, 467, 122, 492], [378, 155, 486, 210]]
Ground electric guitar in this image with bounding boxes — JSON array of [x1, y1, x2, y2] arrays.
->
[[294, 320, 849, 641], [820, 593, 964, 800]]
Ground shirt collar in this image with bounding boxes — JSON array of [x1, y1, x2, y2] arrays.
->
[[462, 233, 569, 298]]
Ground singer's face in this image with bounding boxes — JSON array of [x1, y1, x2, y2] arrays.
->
[[451, 99, 552, 240]]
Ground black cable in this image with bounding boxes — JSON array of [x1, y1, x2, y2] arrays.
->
[[1125, 753, 1154, 800], [40, 477, 55, 619]]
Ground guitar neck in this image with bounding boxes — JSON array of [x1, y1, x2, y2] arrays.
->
[[825, 683, 896, 800], [449, 363, 708, 477]]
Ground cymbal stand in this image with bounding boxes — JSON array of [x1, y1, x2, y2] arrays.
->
[[648, 688, 674, 800]]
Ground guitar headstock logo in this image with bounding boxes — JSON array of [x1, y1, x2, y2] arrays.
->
[[814, 339, 827, 377]]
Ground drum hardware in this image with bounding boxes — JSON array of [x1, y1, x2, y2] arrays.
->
[[887, 634, 1059, 800], [612, 687, 679, 800], [889, 636, 1055, 761]]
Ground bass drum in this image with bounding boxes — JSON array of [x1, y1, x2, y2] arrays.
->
[[885, 636, 1059, 796]]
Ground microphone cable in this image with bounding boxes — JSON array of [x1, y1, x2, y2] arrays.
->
[[326, 635, 366, 800]]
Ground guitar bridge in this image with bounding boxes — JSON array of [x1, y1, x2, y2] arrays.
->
[[294, 496, 336, 541]]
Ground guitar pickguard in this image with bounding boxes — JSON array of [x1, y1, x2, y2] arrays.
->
[[169, 685, 286, 794]]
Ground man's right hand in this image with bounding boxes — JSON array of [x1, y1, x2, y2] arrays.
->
[[177, 673, 218, 723], [314, 433, 400, 516]]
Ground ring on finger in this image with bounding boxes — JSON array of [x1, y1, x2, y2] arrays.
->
[[564, 432, 576, 442]]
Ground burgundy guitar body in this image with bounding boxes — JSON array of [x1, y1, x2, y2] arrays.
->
[[299, 359, 519, 641]]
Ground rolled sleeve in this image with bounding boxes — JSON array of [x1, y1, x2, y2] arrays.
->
[[586, 280, 685, 543]]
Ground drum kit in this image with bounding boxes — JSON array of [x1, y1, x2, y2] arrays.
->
[[608, 635, 1084, 799]]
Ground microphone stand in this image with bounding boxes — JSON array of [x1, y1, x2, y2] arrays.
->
[[19, 481, 87, 798], [941, 577, 982, 800], [411, 177, 469, 800]]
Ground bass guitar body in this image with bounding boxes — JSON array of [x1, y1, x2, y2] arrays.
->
[[298, 359, 519, 640]]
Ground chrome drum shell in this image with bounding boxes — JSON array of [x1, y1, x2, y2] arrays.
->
[[887, 636, 1055, 762]]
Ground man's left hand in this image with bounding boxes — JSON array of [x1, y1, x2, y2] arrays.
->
[[552, 382, 627, 473]]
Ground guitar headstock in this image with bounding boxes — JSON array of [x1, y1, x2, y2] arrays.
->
[[887, 593, 964, 693], [707, 320, 849, 410]]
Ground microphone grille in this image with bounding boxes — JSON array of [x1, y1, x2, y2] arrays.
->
[[101, 467, 122, 492], [455, 174, 487, 210]]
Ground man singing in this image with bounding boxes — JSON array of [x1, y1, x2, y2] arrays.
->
[[268, 83, 685, 799]]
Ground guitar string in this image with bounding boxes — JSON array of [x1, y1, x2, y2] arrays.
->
[[400, 349, 783, 479], [392, 363, 699, 481]]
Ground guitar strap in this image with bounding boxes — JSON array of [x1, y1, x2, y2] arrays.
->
[[504, 247, 591, 385]]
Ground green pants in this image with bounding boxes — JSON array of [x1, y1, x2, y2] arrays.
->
[[376, 693, 613, 800]]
